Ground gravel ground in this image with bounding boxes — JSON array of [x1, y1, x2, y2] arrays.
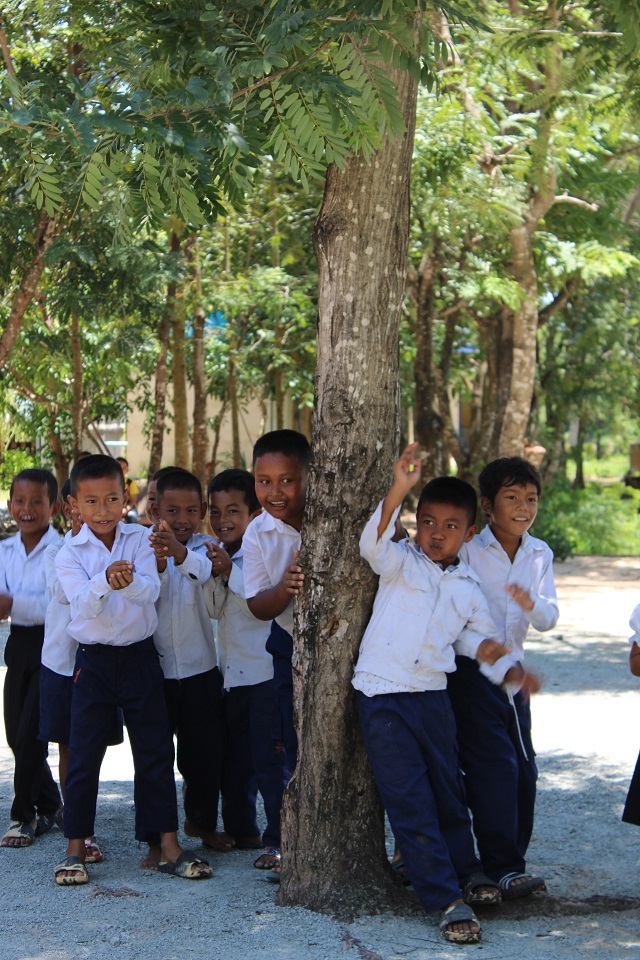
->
[[1, 556, 640, 960]]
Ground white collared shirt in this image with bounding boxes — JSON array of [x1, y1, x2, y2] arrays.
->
[[55, 522, 159, 646], [0, 525, 61, 626], [205, 544, 273, 690], [353, 501, 498, 696], [242, 511, 301, 634], [629, 603, 640, 646], [42, 531, 77, 676], [460, 524, 559, 684], [153, 533, 217, 680]]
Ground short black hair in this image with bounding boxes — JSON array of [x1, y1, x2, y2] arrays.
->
[[479, 457, 542, 505], [70, 455, 124, 497], [252, 429, 311, 470], [10, 468, 58, 505], [150, 465, 182, 483], [116, 456, 129, 467], [417, 476, 477, 527], [156, 469, 202, 501], [208, 469, 260, 513]]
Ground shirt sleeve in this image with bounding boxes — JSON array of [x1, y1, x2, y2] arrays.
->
[[525, 549, 559, 632], [453, 589, 499, 663], [55, 545, 114, 618], [359, 501, 406, 580], [118, 536, 160, 607], [45, 541, 68, 605], [242, 525, 272, 600], [175, 546, 213, 584], [630, 604, 640, 646]]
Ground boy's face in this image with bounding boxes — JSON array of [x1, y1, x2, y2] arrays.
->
[[69, 475, 125, 546], [156, 487, 206, 544], [416, 500, 476, 568], [8, 480, 56, 539], [253, 453, 307, 530], [208, 488, 258, 551], [481, 483, 539, 543]]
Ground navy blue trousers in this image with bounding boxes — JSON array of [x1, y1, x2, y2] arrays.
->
[[357, 689, 481, 912], [221, 679, 290, 848], [3, 625, 61, 823], [64, 638, 178, 841], [447, 655, 537, 882], [266, 622, 297, 771]]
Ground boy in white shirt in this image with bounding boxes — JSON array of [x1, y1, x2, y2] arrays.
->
[[356, 444, 508, 945], [0, 468, 62, 848], [243, 430, 309, 783], [206, 469, 290, 867], [145, 468, 229, 865], [53, 455, 210, 885], [450, 456, 558, 899]]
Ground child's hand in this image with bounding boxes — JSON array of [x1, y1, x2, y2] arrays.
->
[[476, 639, 511, 665], [630, 641, 640, 677], [149, 521, 187, 565], [282, 550, 304, 596], [0, 593, 12, 620], [70, 508, 83, 538], [391, 443, 422, 495], [106, 561, 134, 590], [505, 583, 534, 612], [504, 664, 543, 699], [206, 541, 232, 579]]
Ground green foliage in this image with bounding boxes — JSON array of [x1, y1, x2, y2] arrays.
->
[[0, 449, 37, 490], [533, 479, 640, 558]]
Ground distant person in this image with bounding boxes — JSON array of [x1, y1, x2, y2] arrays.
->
[[53, 455, 210, 885], [355, 444, 507, 944], [449, 456, 558, 899], [242, 429, 310, 874], [0, 468, 62, 848], [145, 468, 230, 866], [116, 456, 139, 522], [622, 605, 640, 826], [206, 469, 290, 865]]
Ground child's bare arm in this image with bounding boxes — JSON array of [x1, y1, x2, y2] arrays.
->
[[247, 553, 303, 620], [106, 560, 134, 590], [377, 443, 422, 539], [0, 593, 12, 620], [630, 642, 640, 677]]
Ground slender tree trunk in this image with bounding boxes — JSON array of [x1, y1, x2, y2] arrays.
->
[[273, 366, 285, 430], [169, 231, 189, 468], [71, 311, 83, 458], [0, 210, 57, 369], [209, 397, 228, 477], [228, 358, 241, 468], [279, 59, 418, 916], [48, 420, 69, 488], [148, 312, 170, 476], [572, 415, 586, 489], [191, 305, 207, 489]]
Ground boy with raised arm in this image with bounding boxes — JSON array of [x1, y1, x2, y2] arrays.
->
[[53, 455, 210, 885], [355, 444, 507, 946]]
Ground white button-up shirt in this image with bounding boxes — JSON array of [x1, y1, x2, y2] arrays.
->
[[242, 511, 301, 634], [0, 525, 61, 626], [629, 603, 640, 646], [43, 531, 76, 676], [460, 524, 559, 684], [206, 545, 273, 690], [353, 501, 498, 695], [153, 533, 217, 680], [56, 522, 159, 646]]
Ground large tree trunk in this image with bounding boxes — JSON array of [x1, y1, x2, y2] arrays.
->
[[0, 209, 57, 369], [71, 311, 83, 458], [279, 61, 418, 916]]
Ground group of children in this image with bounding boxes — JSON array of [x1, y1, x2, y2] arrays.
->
[[0, 429, 561, 946]]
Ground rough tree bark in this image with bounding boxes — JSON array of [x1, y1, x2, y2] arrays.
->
[[148, 312, 170, 477], [71, 310, 83, 458], [279, 61, 418, 916], [169, 230, 189, 468]]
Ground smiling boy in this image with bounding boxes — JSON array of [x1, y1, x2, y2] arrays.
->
[[146, 468, 229, 862], [355, 444, 509, 945], [0, 468, 62, 848], [53, 455, 210, 885]]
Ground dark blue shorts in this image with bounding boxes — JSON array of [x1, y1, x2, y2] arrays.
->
[[38, 664, 124, 747]]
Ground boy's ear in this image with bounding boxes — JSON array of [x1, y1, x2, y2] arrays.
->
[[68, 494, 79, 512], [464, 523, 477, 543], [480, 495, 492, 517]]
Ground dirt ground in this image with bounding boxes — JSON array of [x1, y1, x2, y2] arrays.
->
[[0, 555, 640, 960]]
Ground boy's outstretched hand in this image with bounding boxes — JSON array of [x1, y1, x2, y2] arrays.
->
[[504, 664, 543, 699], [206, 541, 232, 579], [505, 583, 535, 612], [476, 639, 511, 665], [149, 520, 187, 571], [282, 550, 304, 596], [392, 443, 422, 497], [106, 560, 134, 590]]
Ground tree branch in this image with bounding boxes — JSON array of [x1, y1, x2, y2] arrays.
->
[[552, 193, 598, 212], [538, 278, 578, 326], [0, 22, 16, 77]]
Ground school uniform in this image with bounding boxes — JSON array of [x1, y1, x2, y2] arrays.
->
[[1, 525, 62, 825], [207, 545, 290, 848], [355, 501, 497, 913], [152, 533, 224, 835], [448, 526, 559, 882], [242, 512, 300, 768], [56, 522, 176, 842], [623, 604, 640, 826]]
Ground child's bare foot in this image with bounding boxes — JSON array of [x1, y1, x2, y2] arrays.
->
[[84, 836, 103, 864], [253, 846, 281, 870], [1, 819, 36, 847], [183, 819, 235, 851], [439, 899, 481, 944], [140, 842, 162, 870], [157, 831, 211, 879]]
